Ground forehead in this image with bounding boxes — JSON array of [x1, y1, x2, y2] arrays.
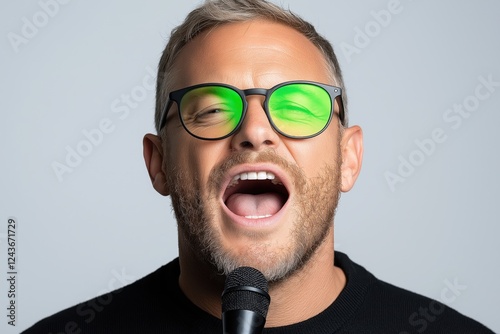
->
[[170, 19, 332, 90]]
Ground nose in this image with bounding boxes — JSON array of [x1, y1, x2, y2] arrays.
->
[[229, 96, 280, 151]]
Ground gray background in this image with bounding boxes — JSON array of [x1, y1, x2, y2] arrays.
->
[[1, 0, 499, 333]]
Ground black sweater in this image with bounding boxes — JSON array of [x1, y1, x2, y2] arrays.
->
[[21, 252, 494, 333]]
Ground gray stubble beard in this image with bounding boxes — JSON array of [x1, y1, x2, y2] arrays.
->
[[167, 149, 341, 283]]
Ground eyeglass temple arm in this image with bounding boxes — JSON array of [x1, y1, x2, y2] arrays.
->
[[159, 99, 174, 130], [336, 96, 346, 126]]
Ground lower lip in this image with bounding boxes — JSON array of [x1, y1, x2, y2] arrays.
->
[[220, 198, 289, 228]]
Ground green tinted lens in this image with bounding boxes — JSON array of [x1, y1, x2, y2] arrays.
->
[[180, 86, 243, 139], [268, 83, 332, 137]]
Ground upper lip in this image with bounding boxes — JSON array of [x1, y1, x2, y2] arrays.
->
[[220, 164, 291, 203]]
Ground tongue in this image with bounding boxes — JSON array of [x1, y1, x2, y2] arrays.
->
[[225, 192, 284, 218]]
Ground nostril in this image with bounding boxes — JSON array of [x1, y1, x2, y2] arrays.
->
[[238, 139, 275, 150], [240, 141, 253, 149]]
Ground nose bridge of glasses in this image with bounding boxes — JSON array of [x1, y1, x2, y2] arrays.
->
[[238, 87, 275, 133], [242, 87, 268, 106], [241, 87, 271, 121], [242, 88, 268, 96], [242, 87, 270, 110]]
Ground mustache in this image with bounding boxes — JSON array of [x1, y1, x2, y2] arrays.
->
[[208, 149, 306, 193]]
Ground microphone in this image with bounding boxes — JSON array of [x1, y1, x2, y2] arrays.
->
[[221, 266, 271, 334]]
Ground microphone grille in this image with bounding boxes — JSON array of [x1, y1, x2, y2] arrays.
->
[[222, 266, 270, 318]]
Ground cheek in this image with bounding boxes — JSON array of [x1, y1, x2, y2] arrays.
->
[[288, 133, 340, 175], [166, 134, 227, 187]]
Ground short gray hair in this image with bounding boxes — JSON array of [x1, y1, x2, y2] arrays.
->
[[154, 0, 348, 134]]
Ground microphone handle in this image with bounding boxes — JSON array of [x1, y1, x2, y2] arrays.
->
[[222, 309, 266, 334]]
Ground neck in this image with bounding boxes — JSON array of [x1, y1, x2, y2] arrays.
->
[[265, 229, 345, 326], [178, 234, 225, 318], [178, 228, 346, 327]]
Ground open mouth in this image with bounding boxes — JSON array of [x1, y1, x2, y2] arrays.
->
[[223, 171, 289, 220]]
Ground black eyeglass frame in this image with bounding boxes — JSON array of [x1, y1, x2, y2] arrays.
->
[[159, 80, 345, 140]]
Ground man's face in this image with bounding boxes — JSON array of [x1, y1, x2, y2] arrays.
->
[[163, 20, 345, 281]]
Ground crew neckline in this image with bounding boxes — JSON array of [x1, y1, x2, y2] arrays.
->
[[170, 251, 374, 334]]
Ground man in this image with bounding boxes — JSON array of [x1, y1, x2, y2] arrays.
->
[[22, 0, 494, 333]]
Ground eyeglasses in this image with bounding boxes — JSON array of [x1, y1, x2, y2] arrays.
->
[[159, 80, 344, 140]]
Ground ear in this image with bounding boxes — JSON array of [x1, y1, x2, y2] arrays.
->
[[339, 125, 363, 192], [143, 133, 169, 196]]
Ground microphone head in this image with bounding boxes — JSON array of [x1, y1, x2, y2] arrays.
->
[[222, 266, 270, 319]]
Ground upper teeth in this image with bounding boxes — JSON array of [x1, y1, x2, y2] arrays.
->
[[228, 171, 281, 187], [233, 171, 275, 181]]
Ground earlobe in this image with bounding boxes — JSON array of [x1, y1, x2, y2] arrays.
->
[[339, 125, 363, 192], [143, 133, 170, 196]]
